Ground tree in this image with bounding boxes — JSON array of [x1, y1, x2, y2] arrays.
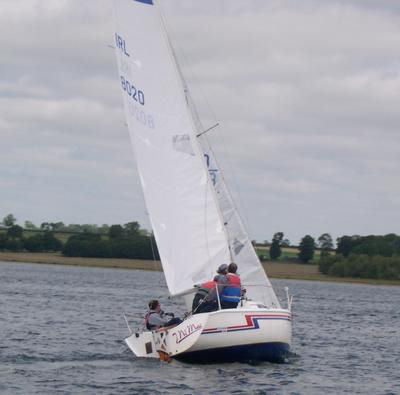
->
[[336, 235, 360, 257], [41, 231, 63, 251], [282, 239, 291, 247], [318, 233, 333, 258], [99, 224, 110, 234], [7, 225, 23, 239], [109, 224, 124, 239], [50, 222, 65, 231], [0, 234, 8, 250], [24, 220, 37, 229], [298, 235, 315, 263], [3, 214, 16, 227], [81, 224, 98, 233], [40, 222, 51, 231], [269, 232, 284, 260], [65, 224, 83, 233], [124, 221, 140, 237]]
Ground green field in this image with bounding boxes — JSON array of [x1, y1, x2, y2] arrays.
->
[[255, 246, 321, 263]]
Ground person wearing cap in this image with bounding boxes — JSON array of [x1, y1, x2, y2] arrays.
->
[[212, 264, 229, 307], [220, 262, 242, 309], [213, 263, 229, 284], [144, 300, 182, 330], [192, 264, 231, 314]]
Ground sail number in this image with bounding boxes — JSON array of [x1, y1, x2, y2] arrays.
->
[[128, 102, 155, 129], [120, 76, 145, 105]]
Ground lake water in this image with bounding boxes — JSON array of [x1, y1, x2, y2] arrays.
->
[[0, 261, 399, 394]]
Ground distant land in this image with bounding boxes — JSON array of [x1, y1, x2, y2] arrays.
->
[[1, 252, 399, 286]]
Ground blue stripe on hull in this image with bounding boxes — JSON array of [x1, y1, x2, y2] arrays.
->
[[175, 342, 290, 364]]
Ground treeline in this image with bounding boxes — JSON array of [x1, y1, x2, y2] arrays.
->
[[0, 214, 158, 260], [264, 231, 400, 281], [319, 234, 400, 280], [0, 229, 62, 252], [63, 226, 159, 260], [319, 254, 400, 280]]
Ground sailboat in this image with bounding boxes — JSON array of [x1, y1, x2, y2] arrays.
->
[[112, 0, 292, 363]]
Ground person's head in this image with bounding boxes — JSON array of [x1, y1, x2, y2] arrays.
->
[[148, 299, 160, 312], [228, 262, 237, 274], [217, 264, 228, 274]]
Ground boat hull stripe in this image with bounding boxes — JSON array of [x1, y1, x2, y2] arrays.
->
[[202, 313, 291, 334]]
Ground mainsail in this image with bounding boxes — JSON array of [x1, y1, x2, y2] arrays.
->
[[112, 0, 279, 307]]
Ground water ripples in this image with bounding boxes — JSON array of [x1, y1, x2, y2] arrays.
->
[[1, 261, 399, 394]]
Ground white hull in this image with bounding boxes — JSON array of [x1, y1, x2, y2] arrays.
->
[[125, 305, 291, 363]]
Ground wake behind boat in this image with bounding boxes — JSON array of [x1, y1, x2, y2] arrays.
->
[[112, 0, 293, 363]]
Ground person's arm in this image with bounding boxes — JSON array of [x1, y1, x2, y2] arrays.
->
[[148, 313, 169, 328]]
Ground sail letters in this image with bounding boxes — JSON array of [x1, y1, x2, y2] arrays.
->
[[115, 34, 130, 57]]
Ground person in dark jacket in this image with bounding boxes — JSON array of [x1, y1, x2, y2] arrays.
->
[[192, 280, 218, 314], [192, 264, 229, 314], [144, 300, 182, 330]]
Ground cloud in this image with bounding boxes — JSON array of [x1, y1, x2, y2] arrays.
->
[[1, 0, 399, 245]]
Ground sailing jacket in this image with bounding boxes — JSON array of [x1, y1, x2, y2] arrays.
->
[[144, 309, 169, 330], [221, 273, 241, 304]]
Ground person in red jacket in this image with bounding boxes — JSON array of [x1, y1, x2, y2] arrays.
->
[[221, 262, 242, 309]]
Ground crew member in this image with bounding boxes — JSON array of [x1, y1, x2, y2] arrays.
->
[[192, 264, 229, 314], [213, 263, 229, 284], [144, 300, 181, 330], [220, 262, 242, 309], [192, 280, 217, 314]]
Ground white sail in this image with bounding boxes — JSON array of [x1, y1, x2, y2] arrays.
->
[[199, 139, 280, 308], [112, 0, 231, 296]]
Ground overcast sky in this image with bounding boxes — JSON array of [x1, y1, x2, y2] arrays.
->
[[1, 0, 399, 245]]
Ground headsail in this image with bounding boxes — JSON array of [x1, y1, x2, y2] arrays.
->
[[198, 139, 280, 308], [112, 0, 231, 296]]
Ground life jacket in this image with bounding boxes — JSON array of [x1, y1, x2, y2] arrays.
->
[[201, 280, 217, 290], [221, 273, 241, 304], [196, 280, 217, 299], [144, 311, 156, 330], [227, 273, 241, 287]]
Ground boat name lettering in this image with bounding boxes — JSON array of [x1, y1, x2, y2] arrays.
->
[[115, 34, 130, 57], [172, 323, 202, 344], [121, 76, 145, 106]]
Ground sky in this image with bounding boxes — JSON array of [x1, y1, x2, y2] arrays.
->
[[1, 0, 399, 245]]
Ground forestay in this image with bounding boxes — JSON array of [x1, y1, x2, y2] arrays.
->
[[112, 0, 231, 296]]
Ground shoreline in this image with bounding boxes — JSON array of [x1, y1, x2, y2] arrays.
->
[[0, 252, 399, 286]]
